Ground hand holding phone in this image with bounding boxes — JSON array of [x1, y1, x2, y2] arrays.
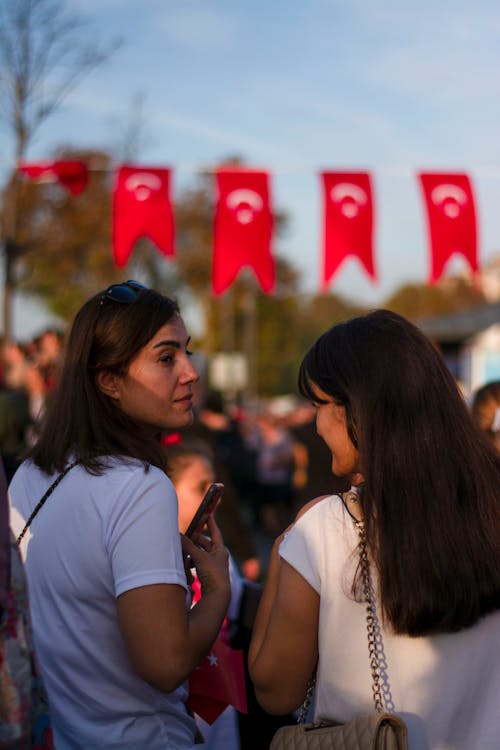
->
[[185, 483, 224, 542]]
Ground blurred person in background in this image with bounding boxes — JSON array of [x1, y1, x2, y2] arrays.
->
[[246, 405, 295, 538], [471, 379, 500, 452], [165, 436, 294, 750], [33, 327, 64, 394], [166, 437, 243, 750], [0, 339, 45, 480], [169, 389, 261, 581]]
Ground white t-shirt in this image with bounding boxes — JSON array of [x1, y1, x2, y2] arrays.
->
[[9, 458, 197, 750], [280, 495, 500, 750]]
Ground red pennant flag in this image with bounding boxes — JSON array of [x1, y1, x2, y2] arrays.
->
[[418, 172, 478, 284], [187, 635, 247, 724], [19, 160, 89, 195], [213, 169, 274, 295], [112, 165, 175, 268], [320, 172, 376, 289]]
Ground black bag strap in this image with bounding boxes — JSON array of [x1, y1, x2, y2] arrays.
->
[[17, 461, 80, 545]]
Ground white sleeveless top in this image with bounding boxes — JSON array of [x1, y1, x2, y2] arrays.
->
[[280, 495, 500, 750]]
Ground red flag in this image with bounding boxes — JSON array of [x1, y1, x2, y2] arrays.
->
[[112, 165, 175, 268], [418, 172, 478, 284], [213, 169, 274, 294], [187, 635, 247, 724], [320, 172, 376, 289], [19, 160, 89, 195]]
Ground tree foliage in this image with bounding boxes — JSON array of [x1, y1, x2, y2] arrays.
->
[[382, 277, 486, 321]]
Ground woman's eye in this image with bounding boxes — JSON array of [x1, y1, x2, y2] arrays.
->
[[160, 354, 174, 364], [186, 349, 194, 358]]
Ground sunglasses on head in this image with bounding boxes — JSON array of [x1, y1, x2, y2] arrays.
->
[[100, 280, 148, 305]]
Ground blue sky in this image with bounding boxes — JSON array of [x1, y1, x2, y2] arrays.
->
[[3, 0, 500, 336]]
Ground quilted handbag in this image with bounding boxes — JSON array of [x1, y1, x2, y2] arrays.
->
[[270, 496, 408, 750], [269, 711, 407, 750]]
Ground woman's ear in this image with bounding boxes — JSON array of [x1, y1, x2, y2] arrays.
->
[[96, 370, 121, 401]]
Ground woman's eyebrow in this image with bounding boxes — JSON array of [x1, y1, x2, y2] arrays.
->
[[153, 339, 180, 349], [153, 336, 191, 350]]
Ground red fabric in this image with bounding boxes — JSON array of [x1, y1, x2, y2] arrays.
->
[[187, 635, 247, 724], [187, 576, 247, 724], [213, 169, 274, 294], [320, 171, 376, 289], [418, 172, 478, 283], [112, 165, 175, 267], [19, 161, 89, 195]]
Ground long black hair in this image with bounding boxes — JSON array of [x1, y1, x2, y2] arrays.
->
[[29, 285, 180, 475], [299, 309, 500, 636]]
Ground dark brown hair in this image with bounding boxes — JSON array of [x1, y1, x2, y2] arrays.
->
[[29, 286, 180, 474], [164, 438, 215, 484], [299, 309, 500, 636]]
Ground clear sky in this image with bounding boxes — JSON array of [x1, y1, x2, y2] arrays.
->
[[3, 0, 500, 337]]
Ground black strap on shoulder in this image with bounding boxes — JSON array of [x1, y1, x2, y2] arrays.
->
[[17, 461, 80, 545]]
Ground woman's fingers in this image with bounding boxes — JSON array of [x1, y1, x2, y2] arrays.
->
[[206, 514, 224, 547]]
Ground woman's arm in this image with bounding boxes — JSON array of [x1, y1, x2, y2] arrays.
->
[[248, 533, 319, 715], [117, 515, 231, 693]]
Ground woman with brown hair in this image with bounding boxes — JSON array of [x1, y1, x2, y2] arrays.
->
[[9, 281, 230, 750], [249, 309, 500, 750]]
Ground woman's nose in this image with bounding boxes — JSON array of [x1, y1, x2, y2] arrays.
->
[[183, 358, 199, 384]]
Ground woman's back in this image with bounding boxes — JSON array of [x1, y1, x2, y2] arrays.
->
[[280, 495, 500, 750], [10, 458, 194, 750]]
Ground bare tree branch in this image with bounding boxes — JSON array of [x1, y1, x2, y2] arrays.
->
[[0, 0, 120, 338], [0, 0, 120, 158]]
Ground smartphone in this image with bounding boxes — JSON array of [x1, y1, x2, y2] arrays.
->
[[185, 482, 224, 541]]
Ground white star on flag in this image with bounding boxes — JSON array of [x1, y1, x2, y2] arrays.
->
[[208, 652, 218, 667]]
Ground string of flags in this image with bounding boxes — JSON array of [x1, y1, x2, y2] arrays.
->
[[18, 160, 479, 295]]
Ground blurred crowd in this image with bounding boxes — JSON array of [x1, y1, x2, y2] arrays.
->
[[2, 325, 499, 583], [0, 328, 63, 482], [0, 326, 347, 579]]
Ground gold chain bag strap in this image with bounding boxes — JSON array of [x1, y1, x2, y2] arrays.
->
[[269, 498, 408, 750]]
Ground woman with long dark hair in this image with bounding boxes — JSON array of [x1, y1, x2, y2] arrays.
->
[[249, 309, 500, 749], [9, 281, 230, 750]]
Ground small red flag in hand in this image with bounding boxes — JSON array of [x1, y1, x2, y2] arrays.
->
[[187, 634, 247, 725], [213, 169, 275, 294], [19, 160, 89, 195], [418, 172, 479, 284], [320, 171, 376, 289], [112, 165, 175, 267]]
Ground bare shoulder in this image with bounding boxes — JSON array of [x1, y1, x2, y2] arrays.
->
[[294, 494, 331, 521]]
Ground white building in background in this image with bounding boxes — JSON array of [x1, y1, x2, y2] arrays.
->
[[418, 303, 500, 398]]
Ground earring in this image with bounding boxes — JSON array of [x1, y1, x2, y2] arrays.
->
[[344, 489, 359, 504]]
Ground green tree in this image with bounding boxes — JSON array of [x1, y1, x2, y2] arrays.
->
[[9, 146, 183, 323], [382, 277, 486, 321], [297, 292, 367, 354]]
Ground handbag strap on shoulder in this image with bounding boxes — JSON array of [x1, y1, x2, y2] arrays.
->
[[17, 461, 80, 545], [353, 518, 386, 713], [298, 497, 390, 723]]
